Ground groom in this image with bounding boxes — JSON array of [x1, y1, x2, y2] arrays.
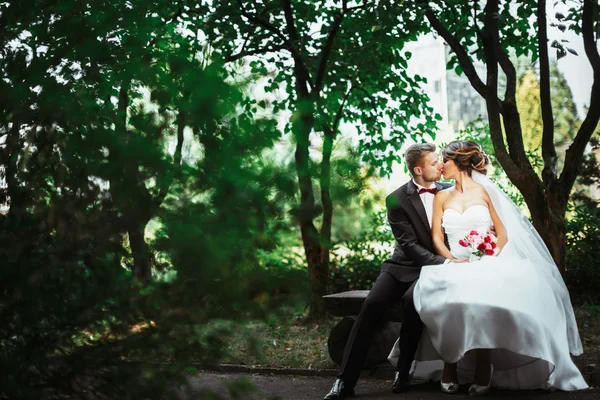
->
[[324, 143, 452, 399]]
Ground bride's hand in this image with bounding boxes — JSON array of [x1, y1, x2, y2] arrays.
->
[[449, 258, 468, 263]]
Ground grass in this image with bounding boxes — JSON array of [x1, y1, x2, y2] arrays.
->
[[221, 304, 600, 378], [221, 305, 338, 370]]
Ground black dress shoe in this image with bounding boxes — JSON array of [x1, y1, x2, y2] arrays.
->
[[324, 378, 355, 399], [392, 371, 411, 393]]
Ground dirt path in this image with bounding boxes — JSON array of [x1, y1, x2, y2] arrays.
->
[[184, 371, 599, 400]]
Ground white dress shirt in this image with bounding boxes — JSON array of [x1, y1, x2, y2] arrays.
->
[[412, 179, 436, 227], [413, 179, 450, 264]]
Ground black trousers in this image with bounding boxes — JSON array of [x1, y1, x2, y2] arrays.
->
[[337, 271, 423, 388]]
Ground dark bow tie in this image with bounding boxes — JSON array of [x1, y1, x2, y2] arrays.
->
[[418, 187, 438, 195]]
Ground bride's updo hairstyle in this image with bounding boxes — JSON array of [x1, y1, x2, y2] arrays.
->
[[442, 140, 490, 176]]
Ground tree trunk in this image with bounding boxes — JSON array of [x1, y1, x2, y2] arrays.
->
[[304, 229, 327, 320], [113, 81, 150, 281], [500, 122, 569, 273], [128, 221, 152, 281], [528, 188, 568, 272], [293, 101, 328, 321], [537, 216, 566, 271], [5, 119, 22, 218], [319, 128, 334, 301]]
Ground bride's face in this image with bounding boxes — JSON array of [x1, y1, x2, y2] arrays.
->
[[442, 157, 458, 179]]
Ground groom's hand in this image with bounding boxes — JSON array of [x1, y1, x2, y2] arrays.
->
[[449, 258, 468, 263]]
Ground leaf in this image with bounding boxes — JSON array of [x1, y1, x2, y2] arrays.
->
[[567, 48, 578, 56]]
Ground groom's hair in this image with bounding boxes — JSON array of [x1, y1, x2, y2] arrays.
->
[[405, 143, 436, 176]]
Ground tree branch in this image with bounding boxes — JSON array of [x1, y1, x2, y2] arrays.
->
[[225, 44, 287, 62], [315, 3, 347, 93], [496, 48, 516, 102], [559, 0, 600, 199], [236, 0, 313, 92], [237, 1, 289, 46], [280, 0, 313, 96], [333, 84, 353, 133], [174, 108, 185, 167], [495, 41, 534, 173], [354, 85, 377, 109], [425, 8, 500, 110], [147, 6, 184, 49], [582, 0, 600, 73], [537, 0, 558, 185], [481, 0, 523, 181]]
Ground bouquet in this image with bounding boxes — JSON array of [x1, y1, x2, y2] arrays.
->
[[458, 229, 499, 262]]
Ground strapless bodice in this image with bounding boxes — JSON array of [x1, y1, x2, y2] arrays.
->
[[443, 204, 492, 259]]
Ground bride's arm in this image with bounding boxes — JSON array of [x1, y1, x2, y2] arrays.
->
[[485, 193, 508, 254], [432, 191, 458, 261]]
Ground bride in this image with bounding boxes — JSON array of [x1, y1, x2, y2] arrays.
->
[[388, 140, 588, 394]]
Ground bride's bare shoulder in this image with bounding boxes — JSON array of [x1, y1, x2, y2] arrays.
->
[[474, 185, 494, 204], [434, 187, 454, 202]]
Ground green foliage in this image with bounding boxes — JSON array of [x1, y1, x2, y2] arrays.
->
[[565, 203, 600, 303], [0, 1, 294, 398], [198, 1, 443, 319], [454, 119, 526, 208], [514, 61, 581, 176], [323, 141, 386, 243], [427, 1, 538, 69], [201, 1, 439, 176], [330, 210, 394, 292]]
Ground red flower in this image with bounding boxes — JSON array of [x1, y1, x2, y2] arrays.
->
[[477, 243, 486, 252], [470, 230, 478, 235], [484, 235, 491, 243], [491, 242, 497, 249], [459, 239, 469, 247], [485, 249, 495, 256]]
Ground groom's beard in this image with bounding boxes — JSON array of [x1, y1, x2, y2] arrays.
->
[[423, 171, 442, 183]]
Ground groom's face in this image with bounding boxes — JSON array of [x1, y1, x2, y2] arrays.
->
[[417, 152, 443, 182]]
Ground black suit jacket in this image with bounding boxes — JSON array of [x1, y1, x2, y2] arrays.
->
[[381, 180, 452, 282]]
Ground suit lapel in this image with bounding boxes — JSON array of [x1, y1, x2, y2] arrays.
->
[[407, 181, 431, 234]]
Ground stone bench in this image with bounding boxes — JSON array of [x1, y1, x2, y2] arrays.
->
[[323, 290, 403, 368]]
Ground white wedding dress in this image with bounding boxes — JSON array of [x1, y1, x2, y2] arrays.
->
[[388, 178, 589, 391]]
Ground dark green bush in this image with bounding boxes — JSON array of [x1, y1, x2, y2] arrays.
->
[[565, 203, 600, 304], [329, 210, 394, 293]]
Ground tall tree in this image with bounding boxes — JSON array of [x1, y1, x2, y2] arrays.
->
[[0, 1, 285, 397], [200, 0, 438, 318], [414, 0, 600, 272], [0, 0, 200, 281]]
